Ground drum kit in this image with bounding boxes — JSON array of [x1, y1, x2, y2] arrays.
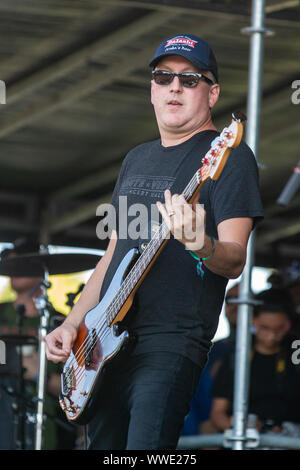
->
[[0, 249, 101, 450]]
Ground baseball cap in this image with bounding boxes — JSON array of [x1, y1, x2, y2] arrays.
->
[[149, 34, 218, 83]]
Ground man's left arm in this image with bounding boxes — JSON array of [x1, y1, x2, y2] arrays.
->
[[193, 217, 253, 279], [157, 190, 253, 280]]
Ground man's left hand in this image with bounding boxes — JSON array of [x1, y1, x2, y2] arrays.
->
[[156, 189, 206, 251]]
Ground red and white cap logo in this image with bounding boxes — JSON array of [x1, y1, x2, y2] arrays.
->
[[166, 37, 197, 48]]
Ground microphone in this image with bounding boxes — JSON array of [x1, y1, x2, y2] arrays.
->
[[277, 159, 300, 206]]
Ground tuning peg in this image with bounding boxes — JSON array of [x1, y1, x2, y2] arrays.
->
[[232, 110, 247, 122]]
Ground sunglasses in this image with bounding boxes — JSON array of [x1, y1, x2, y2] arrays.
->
[[152, 70, 214, 88]]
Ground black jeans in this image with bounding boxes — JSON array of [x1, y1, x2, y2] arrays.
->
[[87, 351, 204, 450]]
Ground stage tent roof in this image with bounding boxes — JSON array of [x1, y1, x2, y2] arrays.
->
[[0, 0, 299, 272]]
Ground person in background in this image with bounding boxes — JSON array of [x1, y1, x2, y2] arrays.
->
[[210, 288, 300, 438], [209, 283, 239, 378]]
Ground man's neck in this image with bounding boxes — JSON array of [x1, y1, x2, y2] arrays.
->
[[160, 122, 217, 147]]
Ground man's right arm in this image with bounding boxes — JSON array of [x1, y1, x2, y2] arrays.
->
[[45, 231, 117, 363]]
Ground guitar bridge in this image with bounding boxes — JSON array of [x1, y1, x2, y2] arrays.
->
[[62, 365, 76, 396]]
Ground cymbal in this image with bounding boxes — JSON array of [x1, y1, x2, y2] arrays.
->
[[0, 252, 101, 277], [0, 334, 37, 346]]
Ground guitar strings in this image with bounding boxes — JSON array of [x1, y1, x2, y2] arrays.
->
[[65, 225, 170, 386], [65, 228, 169, 381], [65, 219, 170, 386], [65, 213, 172, 381], [67, 328, 111, 387], [71, 218, 171, 383]]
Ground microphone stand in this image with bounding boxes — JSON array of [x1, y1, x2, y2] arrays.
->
[[31, 270, 51, 450], [15, 304, 26, 450]]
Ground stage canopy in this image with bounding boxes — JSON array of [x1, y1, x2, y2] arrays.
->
[[0, 0, 299, 271]]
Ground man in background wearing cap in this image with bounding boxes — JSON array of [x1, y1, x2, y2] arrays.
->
[[46, 34, 263, 449]]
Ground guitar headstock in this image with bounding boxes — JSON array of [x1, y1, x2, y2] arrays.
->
[[198, 118, 244, 183]]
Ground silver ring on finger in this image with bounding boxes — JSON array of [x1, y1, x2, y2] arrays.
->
[[168, 210, 175, 217]]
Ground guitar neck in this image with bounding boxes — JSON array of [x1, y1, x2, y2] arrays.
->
[[105, 170, 204, 326]]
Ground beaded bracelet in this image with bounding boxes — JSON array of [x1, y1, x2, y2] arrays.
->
[[201, 236, 215, 261], [188, 236, 215, 278]]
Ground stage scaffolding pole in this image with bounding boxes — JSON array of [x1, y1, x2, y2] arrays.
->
[[230, 0, 272, 450]]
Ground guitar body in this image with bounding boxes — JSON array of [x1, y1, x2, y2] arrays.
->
[[60, 248, 139, 424]]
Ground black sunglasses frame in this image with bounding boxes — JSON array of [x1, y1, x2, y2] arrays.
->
[[152, 69, 214, 87]]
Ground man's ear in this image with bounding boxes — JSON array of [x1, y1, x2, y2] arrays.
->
[[150, 79, 154, 106], [209, 83, 220, 109]]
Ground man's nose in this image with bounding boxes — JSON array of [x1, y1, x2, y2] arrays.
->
[[170, 76, 183, 92]]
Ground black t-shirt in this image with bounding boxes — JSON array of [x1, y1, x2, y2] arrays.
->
[[100, 130, 264, 366], [212, 344, 300, 424]]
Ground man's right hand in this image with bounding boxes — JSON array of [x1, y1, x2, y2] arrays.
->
[[45, 321, 78, 363]]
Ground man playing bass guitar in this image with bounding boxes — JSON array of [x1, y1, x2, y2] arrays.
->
[[45, 34, 263, 450]]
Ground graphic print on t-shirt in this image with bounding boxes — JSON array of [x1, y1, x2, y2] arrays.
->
[[119, 174, 175, 199]]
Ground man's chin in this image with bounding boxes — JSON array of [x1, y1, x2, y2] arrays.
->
[[162, 117, 188, 130]]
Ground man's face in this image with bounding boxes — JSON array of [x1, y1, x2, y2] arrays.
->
[[151, 55, 220, 136], [253, 312, 290, 350], [10, 276, 42, 294]]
